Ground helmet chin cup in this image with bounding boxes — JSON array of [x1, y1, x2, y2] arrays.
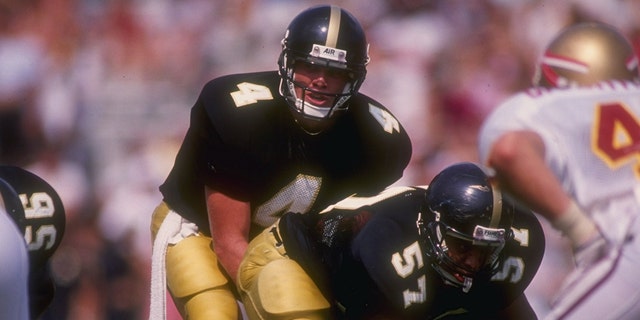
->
[[295, 98, 331, 118], [427, 240, 475, 293], [281, 76, 350, 134], [463, 276, 473, 293]]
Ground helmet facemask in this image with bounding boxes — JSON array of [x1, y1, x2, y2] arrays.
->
[[277, 5, 369, 134], [278, 47, 367, 134], [420, 210, 508, 293], [417, 162, 515, 293]]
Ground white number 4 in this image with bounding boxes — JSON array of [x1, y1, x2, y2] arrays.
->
[[230, 82, 273, 107], [369, 104, 400, 134]]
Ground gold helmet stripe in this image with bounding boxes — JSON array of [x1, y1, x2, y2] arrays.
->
[[489, 184, 503, 228], [326, 6, 341, 48]]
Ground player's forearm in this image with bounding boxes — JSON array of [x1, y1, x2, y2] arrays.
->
[[209, 222, 250, 282], [205, 186, 252, 282], [488, 131, 598, 247], [213, 237, 248, 282]]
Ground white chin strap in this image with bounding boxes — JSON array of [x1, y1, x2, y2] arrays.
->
[[295, 98, 331, 118], [462, 276, 473, 293]]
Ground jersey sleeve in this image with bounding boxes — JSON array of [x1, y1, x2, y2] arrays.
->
[[188, 97, 260, 200], [477, 92, 540, 164], [350, 95, 412, 191], [186, 73, 285, 201]]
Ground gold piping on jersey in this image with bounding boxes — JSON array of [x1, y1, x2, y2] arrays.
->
[[325, 6, 341, 48]]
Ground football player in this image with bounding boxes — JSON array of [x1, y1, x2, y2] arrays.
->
[[0, 178, 30, 320], [149, 4, 412, 320], [478, 22, 640, 319], [0, 165, 66, 319], [237, 162, 545, 319]]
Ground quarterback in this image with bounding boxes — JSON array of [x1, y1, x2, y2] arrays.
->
[[149, 5, 412, 320]]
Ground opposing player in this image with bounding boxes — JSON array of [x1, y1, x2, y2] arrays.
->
[[149, 5, 412, 319], [238, 162, 545, 319], [0, 165, 66, 319], [478, 22, 640, 319]]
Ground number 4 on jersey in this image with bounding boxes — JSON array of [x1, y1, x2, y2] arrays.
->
[[230, 82, 274, 107], [369, 104, 400, 134], [592, 102, 640, 177]]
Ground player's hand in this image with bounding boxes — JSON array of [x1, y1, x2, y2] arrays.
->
[[572, 230, 609, 269]]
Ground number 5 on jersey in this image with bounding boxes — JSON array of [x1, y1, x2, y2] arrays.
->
[[391, 241, 427, 308]]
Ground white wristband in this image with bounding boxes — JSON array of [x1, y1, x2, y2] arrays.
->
[[551, 201, 597, 248]]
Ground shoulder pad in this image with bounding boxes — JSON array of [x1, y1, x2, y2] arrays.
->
[[0, 166, 65, 268], [498, 207, 545, 288], [199, 72, 284, 145]]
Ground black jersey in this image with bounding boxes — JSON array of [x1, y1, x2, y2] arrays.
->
[[159, 71, 412, 237], [279, 186, 545, 319]]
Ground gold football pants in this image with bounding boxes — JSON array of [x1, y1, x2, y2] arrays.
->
[[237, 224, 330, 320], [151, 201, 240, 320]]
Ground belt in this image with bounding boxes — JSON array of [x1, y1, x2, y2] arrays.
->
[[269, 224, 288, 257]]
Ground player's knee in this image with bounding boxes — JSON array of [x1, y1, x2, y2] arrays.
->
[[166, 235, 230, 297], [238, 228, 285, 291], [248, 259, 330, 320], [166, 235, 239, 318], [180, 288, 239, 320]]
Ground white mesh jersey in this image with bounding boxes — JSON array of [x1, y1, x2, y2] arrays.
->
[[479, 81, 640, 243], [0, 207, 30, 320]]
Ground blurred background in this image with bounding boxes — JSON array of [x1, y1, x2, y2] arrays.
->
[[1, 0, 638, 319]]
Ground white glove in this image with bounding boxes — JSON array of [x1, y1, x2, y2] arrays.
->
[[551, 201, 609, 268], [572, 231, 609, 268]]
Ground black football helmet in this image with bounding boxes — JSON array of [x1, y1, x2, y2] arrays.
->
[[417, 162, 514, 293], [278, 5, 369, 133], [0, 166, 65, 269], [533, 22, 639, 88]]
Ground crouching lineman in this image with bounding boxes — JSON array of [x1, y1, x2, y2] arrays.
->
[[237, 162, 545, 319], [0, 166, 66, 319]]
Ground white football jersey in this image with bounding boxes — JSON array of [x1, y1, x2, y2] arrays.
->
[[479, 81, 640, 243], [0, 207, 30, 320]]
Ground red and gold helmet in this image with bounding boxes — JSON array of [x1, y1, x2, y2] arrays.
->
[[533, 22, 639, 88]]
